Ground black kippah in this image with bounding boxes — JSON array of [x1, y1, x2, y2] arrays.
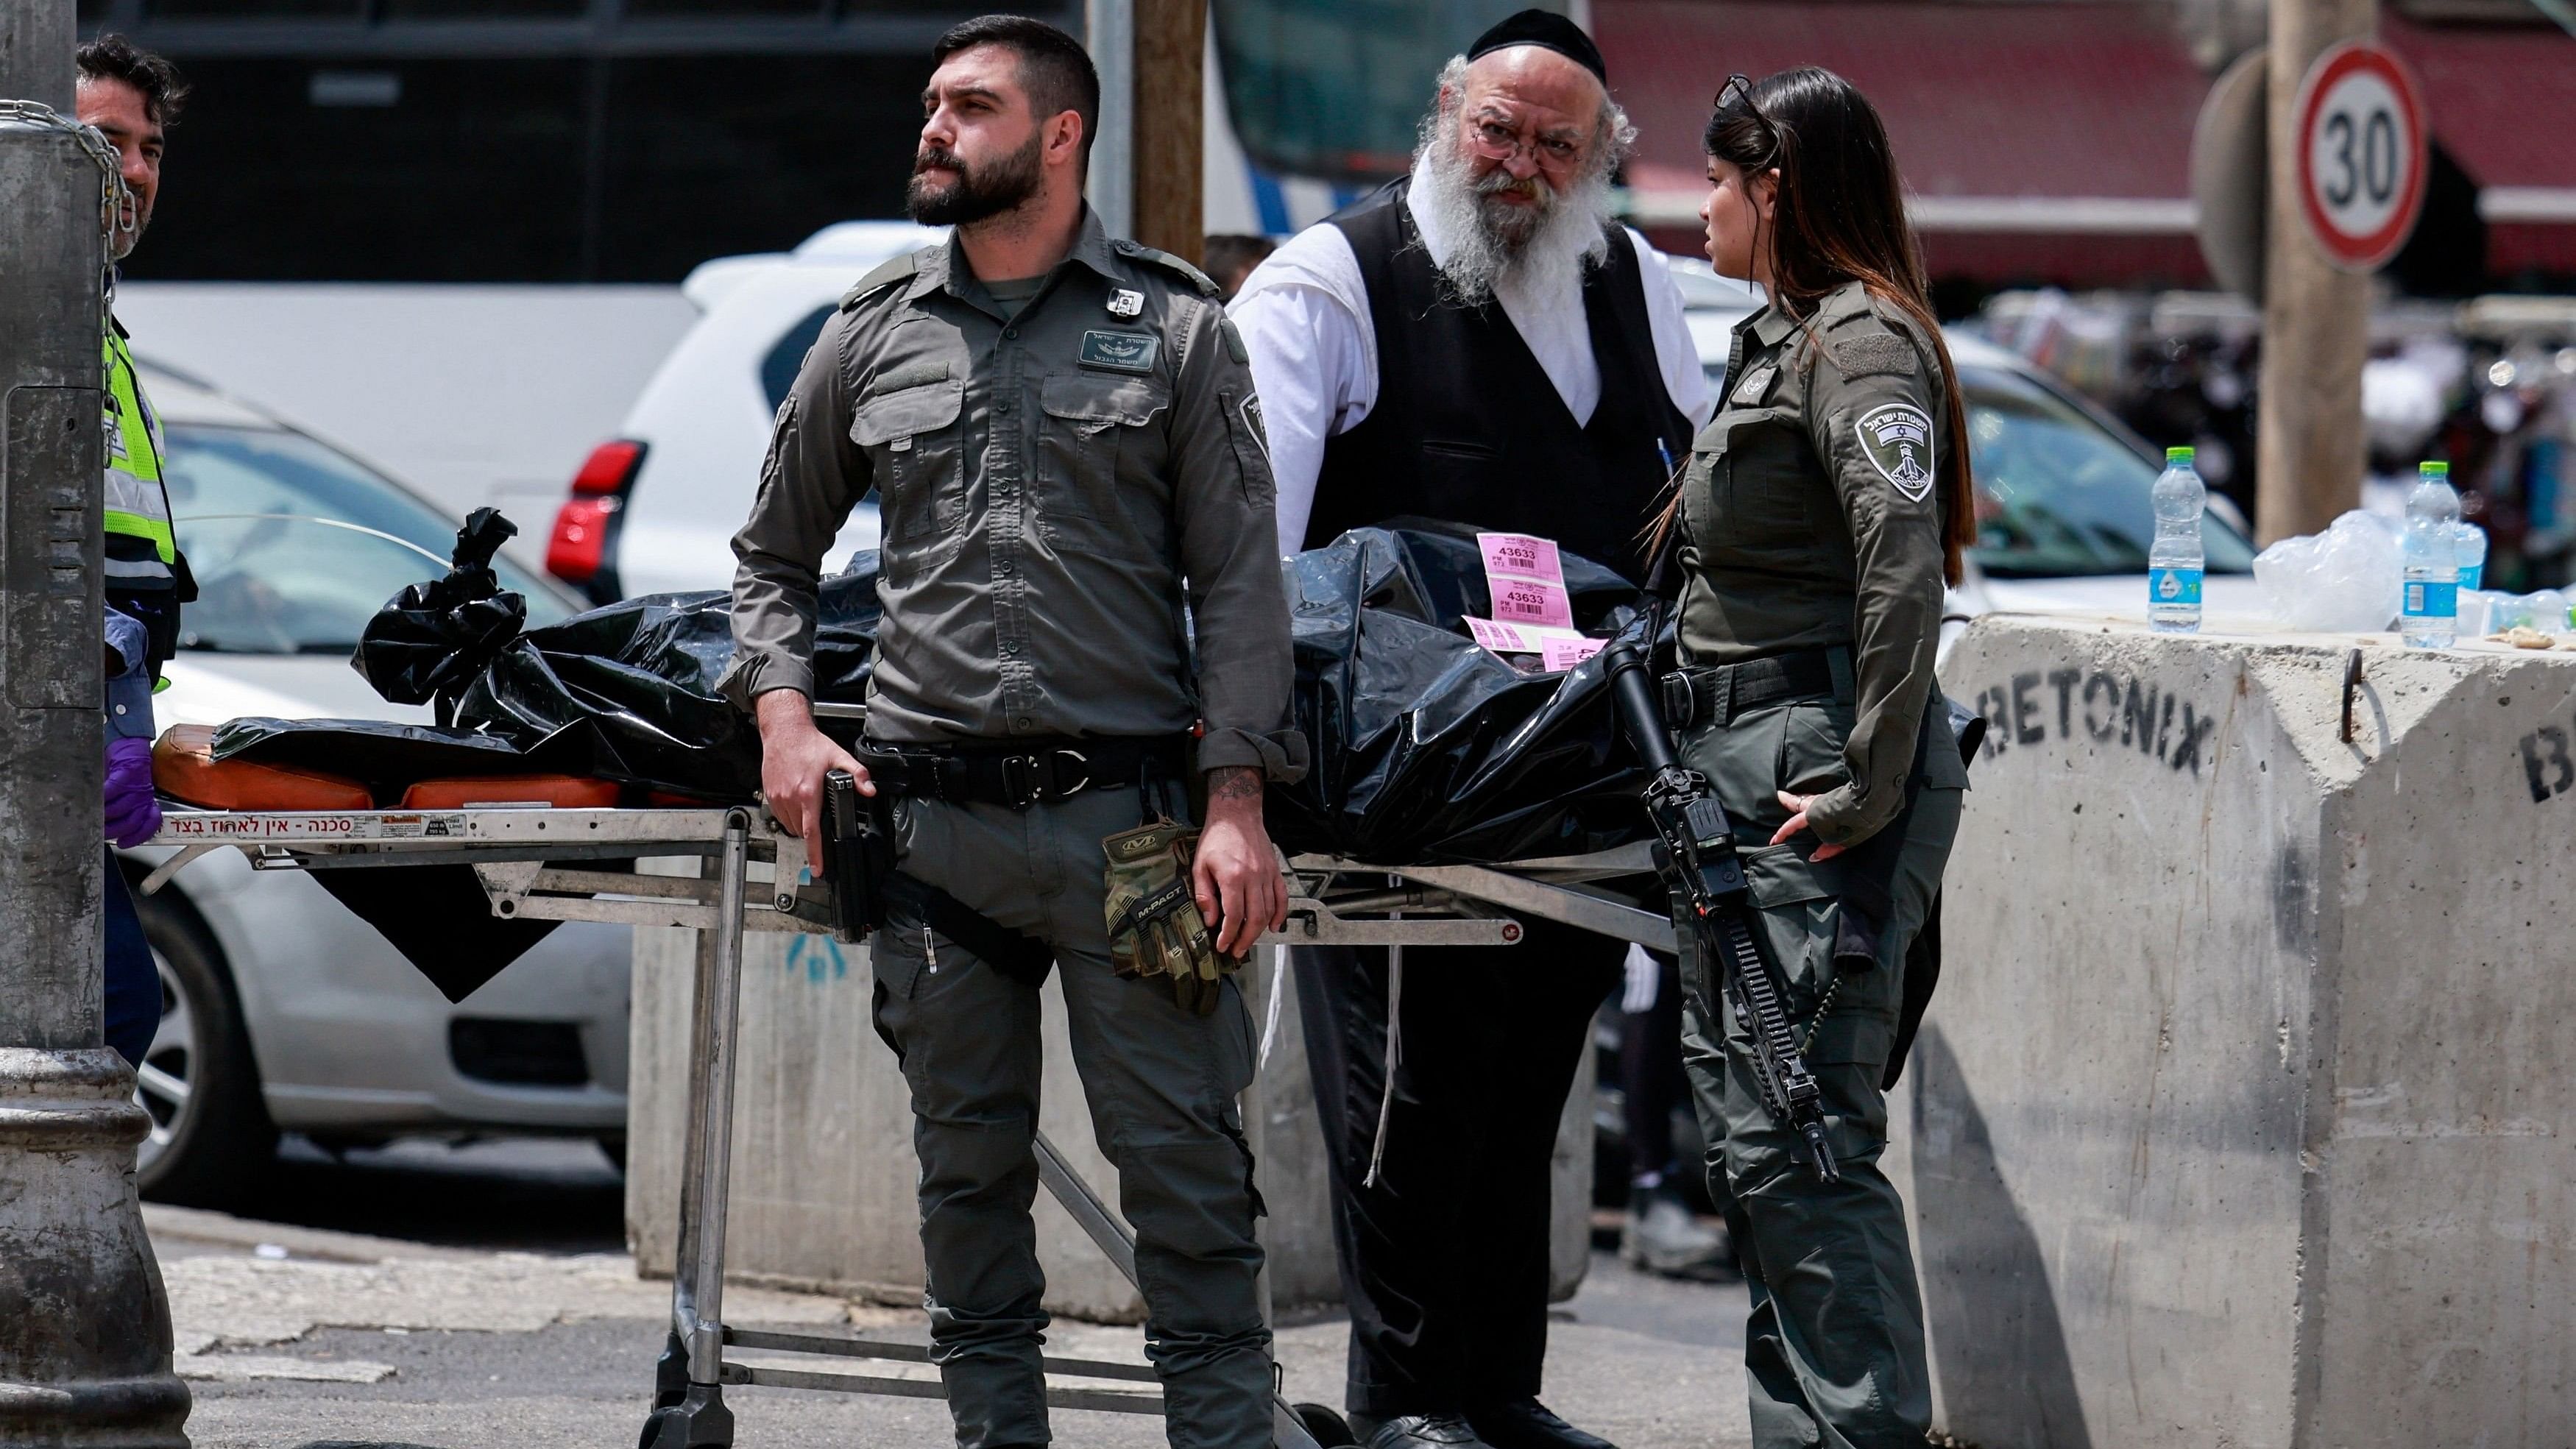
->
[[1464, 8, 1607, 84]]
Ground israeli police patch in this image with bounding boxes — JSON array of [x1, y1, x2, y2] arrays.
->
[[1730, 364, 1778, 407], [1855, 403, 1936, 500], [1079, 329, 1159, 374], [1240, 393, 1269, 461]]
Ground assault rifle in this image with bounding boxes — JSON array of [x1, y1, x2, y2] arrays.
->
[[1602, 641, 1841, 1183]]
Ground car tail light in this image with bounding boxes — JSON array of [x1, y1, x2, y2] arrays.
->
[[548, 439, 645, 603]]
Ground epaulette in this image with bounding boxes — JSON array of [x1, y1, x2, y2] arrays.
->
[[1110, 237, 1222, 298], [840, 251, 923, 311], [1819, 287, 1924, 380]]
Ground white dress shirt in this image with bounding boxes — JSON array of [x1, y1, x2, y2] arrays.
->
[[1228, 166, 1716, 556]]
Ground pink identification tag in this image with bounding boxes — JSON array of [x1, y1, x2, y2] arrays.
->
[[1477, 532, 1574, 630], [1465, 617, 1542, 653], [1540, 636, 1606, 672], [1465, 615, 1597, 667]]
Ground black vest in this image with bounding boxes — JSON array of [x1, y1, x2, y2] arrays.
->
[[1307, 180, 1691, 583]]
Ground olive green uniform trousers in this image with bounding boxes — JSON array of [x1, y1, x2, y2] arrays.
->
[[1674, 691, 1964, 1449], [869, 785, 1272, 1449]]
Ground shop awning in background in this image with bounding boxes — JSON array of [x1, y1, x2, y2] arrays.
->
[[1598, 1, 2576, 289], [1597, 0, 2210, 286], [2384, 13, 2576, 278]]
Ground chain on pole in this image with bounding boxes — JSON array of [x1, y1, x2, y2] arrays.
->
[[0, 98, 132, 311]]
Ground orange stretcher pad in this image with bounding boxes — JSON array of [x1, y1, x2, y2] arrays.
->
[[153, 724, 634, 812]]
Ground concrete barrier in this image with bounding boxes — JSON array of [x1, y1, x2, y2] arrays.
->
[[1892, 614, 2576, 1448], [626, 921, 1595, 1321]]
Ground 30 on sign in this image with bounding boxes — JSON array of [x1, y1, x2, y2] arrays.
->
[[2295, 39, 2428, 272]]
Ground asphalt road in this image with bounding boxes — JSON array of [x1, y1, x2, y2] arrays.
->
[[160, 1136, 1754, 1449]]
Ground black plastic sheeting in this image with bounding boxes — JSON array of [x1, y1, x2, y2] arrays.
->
[[1267, 523, 1656, 865], [204, 546, 882, 999], [214, 522, 1669, 992], [353, 508, 527, 723], [241, 524, 1659, 861], [222, 556, 882, 802]]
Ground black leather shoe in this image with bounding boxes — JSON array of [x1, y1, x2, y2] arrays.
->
[[1348, 1411, 1496, 1449], [1464, 1398, 1618, 1449]]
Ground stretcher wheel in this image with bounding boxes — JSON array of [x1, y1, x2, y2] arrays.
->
[[638, 1384, 732, 1449], [1294, 1402, 1357, 1448]]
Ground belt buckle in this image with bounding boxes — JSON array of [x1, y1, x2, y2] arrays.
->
[[1049, 748, 1093, 800], [999, 753, 1040, 810], [1659, 671, 1695, 729]]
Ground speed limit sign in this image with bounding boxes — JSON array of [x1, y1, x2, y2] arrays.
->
[[2295, 40, 2429, 272]]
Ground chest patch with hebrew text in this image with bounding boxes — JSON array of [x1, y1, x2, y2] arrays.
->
[[1080, 329, 1159, 374]]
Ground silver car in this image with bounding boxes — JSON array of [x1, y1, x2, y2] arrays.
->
[[1662, 258, 2263, 646], [128, 363, 631, 1205]]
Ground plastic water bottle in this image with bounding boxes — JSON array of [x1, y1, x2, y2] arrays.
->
[[2453, 514, 2488, 592], [2402, 460, 2462, 648], [2148, 446, 2205, 634]]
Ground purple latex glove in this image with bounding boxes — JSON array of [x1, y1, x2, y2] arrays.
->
[[105, 735, 160, 849]]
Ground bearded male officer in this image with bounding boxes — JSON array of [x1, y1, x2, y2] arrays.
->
[[1228, 14, 1713, 1449], [722, 16, 1303, 1449]]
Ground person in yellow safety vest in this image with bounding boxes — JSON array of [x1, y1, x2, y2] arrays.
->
[[79, 35, 193, 1073]]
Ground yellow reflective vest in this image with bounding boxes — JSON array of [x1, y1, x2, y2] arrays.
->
[[103, 316, 177, 593]]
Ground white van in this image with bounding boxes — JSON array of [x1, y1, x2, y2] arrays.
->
[[544, 220, 944, 603]]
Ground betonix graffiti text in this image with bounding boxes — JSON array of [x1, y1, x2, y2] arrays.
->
[[1967, 667, 2219, 777]]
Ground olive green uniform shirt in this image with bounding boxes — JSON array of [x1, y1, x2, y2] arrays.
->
[[1676, 281, 1953, 847], [721, 211, 1306, 782]]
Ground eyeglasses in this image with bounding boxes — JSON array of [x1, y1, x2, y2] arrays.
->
[[1465, 113, 1585, 172], [1714, 74, 1782, 169]]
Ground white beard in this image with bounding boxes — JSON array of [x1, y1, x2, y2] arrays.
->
[[1413, 124, 1615, 308]]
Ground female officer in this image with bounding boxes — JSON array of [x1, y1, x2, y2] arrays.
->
[[1653, 67, 1973, 1449]]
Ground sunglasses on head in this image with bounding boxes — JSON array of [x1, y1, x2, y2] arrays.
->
[[1715, 74, 1783, 169]]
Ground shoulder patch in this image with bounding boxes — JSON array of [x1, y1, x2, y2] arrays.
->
[[1829, 332, 1919, 381], [1854, 402, 1937, 502], [839, 251, 923, 311], [1111, 238, 1222, 298]]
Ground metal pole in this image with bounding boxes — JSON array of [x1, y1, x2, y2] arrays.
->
[[640, 816, 749, 1449], [686, 811, 751, 1386], [0, 2, 189, 1442], [2254, 0, 2375, 542], [1084, 0, 1135, 238]]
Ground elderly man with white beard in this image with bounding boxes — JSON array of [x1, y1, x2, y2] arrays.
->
[[1228, 15, 1710, 1449]]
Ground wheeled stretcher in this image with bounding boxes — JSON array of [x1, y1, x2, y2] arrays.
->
[[142, 798, 1674, 1448]]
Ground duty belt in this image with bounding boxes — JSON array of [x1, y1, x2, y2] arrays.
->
[[857, 735, 1191, 811], [1660, 647, 1853, 730]]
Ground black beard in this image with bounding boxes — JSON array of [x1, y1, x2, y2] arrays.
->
[[905, 135, 1044, 226]]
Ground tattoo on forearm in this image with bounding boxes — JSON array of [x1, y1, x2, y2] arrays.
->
[[1208, 766, 1264, 804]]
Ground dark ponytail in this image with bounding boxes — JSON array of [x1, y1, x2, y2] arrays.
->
[[1653, 68, 1976, 585]]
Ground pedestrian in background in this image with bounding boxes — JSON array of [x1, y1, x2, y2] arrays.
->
[[1202, 233, 1276, 300], [1230, 13, 1708, 1449], [1654, 67, 1972, 1448], [1614, 944, 1731, 1278], [722, 16, 1302, 1449], [78, 35, 194, 1071]]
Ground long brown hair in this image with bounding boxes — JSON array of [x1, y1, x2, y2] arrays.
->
[[1655, 68, 1976, 585]]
